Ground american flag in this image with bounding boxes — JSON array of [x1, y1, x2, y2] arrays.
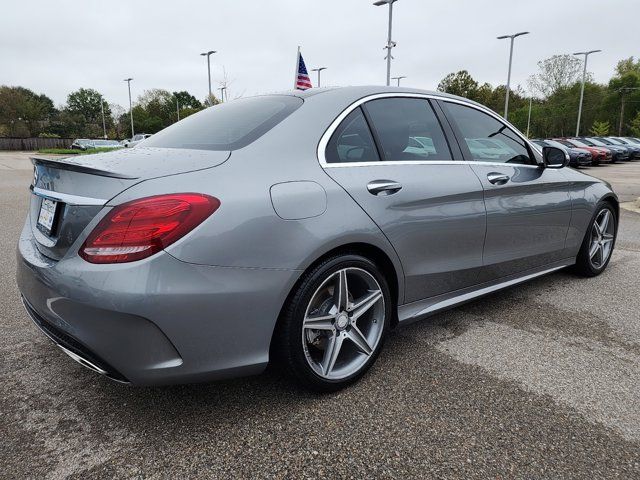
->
[[295, 52, 312, 90]]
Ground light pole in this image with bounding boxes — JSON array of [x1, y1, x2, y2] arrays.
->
[[311, 67, 327, 87], [200, 50, 216, 100], [100, 99, 107, 139], [218, 86, 226, 103], [391, 75, 406, 86], [497, 31, 529, 120], [526, 97, 533, 137], [573, 49, 601, 136], [373, 0, 398, 86], [176, 97, 180, 121], [123, 78, 134, 138]]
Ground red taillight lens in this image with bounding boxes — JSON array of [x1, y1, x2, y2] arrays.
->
[[80, 193, 220, 264]]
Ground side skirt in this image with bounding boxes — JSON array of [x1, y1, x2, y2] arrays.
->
[[397, 258, 574, 325]]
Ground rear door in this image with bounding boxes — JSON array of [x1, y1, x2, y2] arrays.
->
[[321, 96, 486, 303], [439, 100, 572, 280]]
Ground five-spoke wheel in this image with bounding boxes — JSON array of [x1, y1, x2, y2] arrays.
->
[[277, 254, 391, 391], [575, 202, 617, 277]]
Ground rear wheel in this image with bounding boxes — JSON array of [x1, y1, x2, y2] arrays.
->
[[277, 254, 391, 392], [573, 202, 617, 277]]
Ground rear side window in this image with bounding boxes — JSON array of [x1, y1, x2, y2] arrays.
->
[[144, 95, 302, 151], [325, 107, 380, 163], [364, 98, 452, 161], [444, 102, 534, 165]]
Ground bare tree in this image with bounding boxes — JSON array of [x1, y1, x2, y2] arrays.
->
[[528, 54, 584, 98]]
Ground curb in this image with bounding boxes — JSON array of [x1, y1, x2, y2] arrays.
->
[[620, 198, 640, 214]]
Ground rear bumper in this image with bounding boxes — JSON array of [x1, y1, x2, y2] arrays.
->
[[16, 219, 300, 385]]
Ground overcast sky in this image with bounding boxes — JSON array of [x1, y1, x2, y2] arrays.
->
[[1, 0, 638, 109]]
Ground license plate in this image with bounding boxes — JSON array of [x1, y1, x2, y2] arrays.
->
[[37, 198, 59, 235]]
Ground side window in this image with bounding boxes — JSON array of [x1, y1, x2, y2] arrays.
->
[[363, 98, 452, 161], [325, 107, 380, 163], [444, 102, 534, 165]]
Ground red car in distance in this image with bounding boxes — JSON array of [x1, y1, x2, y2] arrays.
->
[[554, 138, 612, 165]]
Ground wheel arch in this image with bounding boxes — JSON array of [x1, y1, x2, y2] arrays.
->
[[269, 241, 403, 362]]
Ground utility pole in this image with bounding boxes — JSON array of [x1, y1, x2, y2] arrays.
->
[[617, 87, 640, 135], [218, 86, 226, 102], [374, 0, 398, 86], [573, 49, 601, 136], [100, 99, 107, 139], [123, 78, 134, 138], [176, 98, 180, 121], [497, 31, 529, 120]]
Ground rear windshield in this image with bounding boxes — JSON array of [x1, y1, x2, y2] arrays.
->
[[144, 95, 303, 151]]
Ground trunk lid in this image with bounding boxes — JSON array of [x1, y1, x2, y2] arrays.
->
[[29, 147, 230, 261]]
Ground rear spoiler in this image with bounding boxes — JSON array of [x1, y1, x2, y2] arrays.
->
[[30, 156, 139, 180]]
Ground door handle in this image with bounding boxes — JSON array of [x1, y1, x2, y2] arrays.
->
[[487, 172, 510, 185], [367, 180, 403, 196]]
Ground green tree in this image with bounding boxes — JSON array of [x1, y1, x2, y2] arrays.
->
[[65, 88, 112, 137], [590, 120, 610, 136], [173, 91, 202, 110], [437, 70, 479, 99], [615, 57, 640, 77], [629, 112, 640, 137], [0, 86, 57, 137]]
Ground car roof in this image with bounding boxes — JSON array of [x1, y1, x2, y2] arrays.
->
[[268, 85, 482, 107]]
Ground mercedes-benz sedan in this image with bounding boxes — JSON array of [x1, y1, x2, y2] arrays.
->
[[17, 86, 618, 391]]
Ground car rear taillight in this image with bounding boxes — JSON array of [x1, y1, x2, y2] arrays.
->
[[79, 193, 220, 264]]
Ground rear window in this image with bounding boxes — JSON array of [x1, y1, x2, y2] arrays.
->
[[144, 95, 303, 151]]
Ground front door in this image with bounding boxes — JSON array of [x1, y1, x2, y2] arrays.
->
[[440, 100, 572, 280], [322, 96, 486, 303]]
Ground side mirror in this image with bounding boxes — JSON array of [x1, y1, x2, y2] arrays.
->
[[542, 146, 569, 169]]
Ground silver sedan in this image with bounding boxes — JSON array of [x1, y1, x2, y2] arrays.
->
[[17, 86, 618, 391]]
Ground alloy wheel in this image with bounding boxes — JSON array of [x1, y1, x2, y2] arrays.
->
[[302, 267, 385, 380], [589, 209, 615, 269]]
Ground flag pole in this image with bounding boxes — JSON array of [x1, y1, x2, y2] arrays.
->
[[293, 46, 301, 89]]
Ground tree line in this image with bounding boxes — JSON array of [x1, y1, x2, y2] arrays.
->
[[0, 86, 218, 139], [437, 55, 640, 138], [1, 55, 639, 140]]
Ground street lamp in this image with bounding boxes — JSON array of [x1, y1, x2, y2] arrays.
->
[[123, 78, 134, 138], [373, 0, 399, 86], [391, 75, 406, 86], [311, 67, 327, 87], [200, 50, 217, 100], [573, 49, 601, 136], [497, 31, 529, 120]]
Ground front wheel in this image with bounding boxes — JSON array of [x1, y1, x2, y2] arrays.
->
[[276, 254, 391, 392], [573, 202, 617, 277]]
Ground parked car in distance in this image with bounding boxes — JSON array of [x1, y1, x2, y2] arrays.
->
[[70, 139, 123, 151], [586, 137, 631, 161], [18, 86, 619, 392], [578, 137, 628, 162], [70, 139, 93, 150], [92, 140, 124, 150], [554, 138, 611, 165], [532, 139, 591, 167], [124, 133, 152, 148], [607, 137, 640, 159]]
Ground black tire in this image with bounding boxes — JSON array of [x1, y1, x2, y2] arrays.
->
[[275, 254, 392, 392], [573, 201, 617, 277]]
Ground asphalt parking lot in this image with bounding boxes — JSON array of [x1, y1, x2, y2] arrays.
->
[[1, 152, 639, 479]]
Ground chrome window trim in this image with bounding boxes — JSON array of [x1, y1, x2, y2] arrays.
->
[[31, 186, 107, 206], [317, 92, 543, 169]]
